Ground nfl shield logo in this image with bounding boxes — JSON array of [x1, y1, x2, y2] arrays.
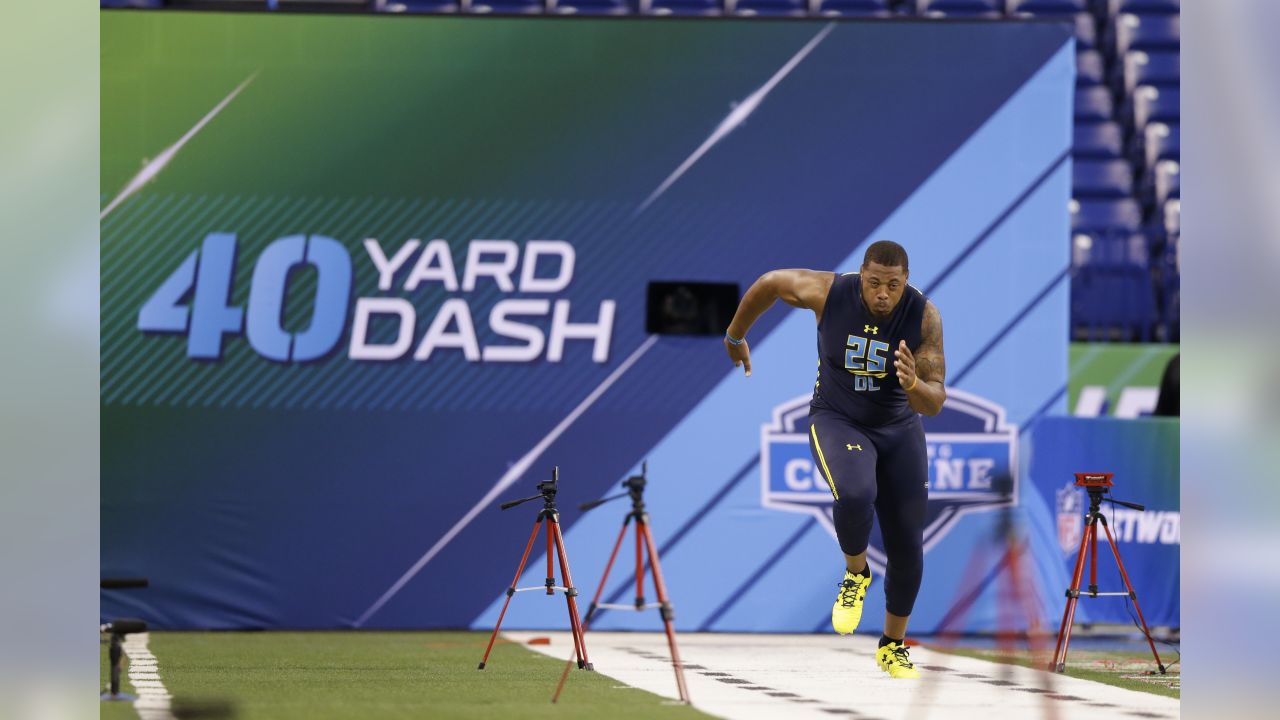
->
[[1056, 482, 1083, 553], [760, 387, 1017, 574]]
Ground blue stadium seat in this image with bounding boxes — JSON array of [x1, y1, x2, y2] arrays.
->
[[1072, 198, 1143, 236], [1114, 13, 1179, 56], [470, 0, 545, 12], [1009, 0, 1087, 13], [1162, 198, 1180, 240], [554, 0, 630, 12], [1075, 86, 1114, 122], [735, 0, 807, 15], [1070, 250, 1157, 341], [648, 0, 722, 13], [396, 0, 463, 11], [1105, 0, 1180, 17], [1143, 121, 1179, 168], [1158, 236, 1179, 341], [1121, 50, 1179, 94], [1074, 121, 1124, 158], [1076, 49, 1105, 86], [917, 0, 1002, 16], [1131, 85, 1178, 133], [1152, 159, 1179, 209], [1074, 159, 1134, 199], [1072, 232, 1148, 268], [816, 0, 891, 15], [101, 0, 163, 7]]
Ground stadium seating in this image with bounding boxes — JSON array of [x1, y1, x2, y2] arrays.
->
[[1112, 13, 1179, 56], [735, 0, 809, 16], [1121, 50, 1179, 94], [470, 0, 547, 13], [396, 0, 463, 11], [1104, 0, 1179, 18], [917, 0, 1002, 17], [1071, 198, 1143, 237], [816, 0, 891, 15], [1073, 159, 1134, 199], [1076, 49, 1105, 86], [1008, 0, 1087, 13], [647, 0, 723, 14], [1158, 235, 1179, 340], [1143, 122, 1179, 169], [1073, 122, 1124, 159], [1152, 159, 1179, 209], [1075, 87, 1114, 122], [1071, 229, 1157, 341], [555, 0, 634, 12], [1131, 85, 1179, 133]]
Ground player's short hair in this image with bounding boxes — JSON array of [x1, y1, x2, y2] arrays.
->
[[862, 240, 909, 273]]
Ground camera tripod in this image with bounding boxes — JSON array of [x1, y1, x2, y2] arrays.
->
[[552, 462, 689, 704], [1050, 473, 1165, 674], [478, 467, 592, 672]]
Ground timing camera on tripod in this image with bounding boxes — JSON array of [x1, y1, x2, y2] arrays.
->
[[1050, 472, 1166, 674], [551, 461, 689, 704], [478, 467, 593, 673]]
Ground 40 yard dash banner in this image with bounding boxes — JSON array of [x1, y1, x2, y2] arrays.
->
[[101, 12, 1076, 632]]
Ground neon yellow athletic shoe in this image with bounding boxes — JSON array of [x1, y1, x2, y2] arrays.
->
[[876, 641, 921, 679], [831, 569, 871, 635]]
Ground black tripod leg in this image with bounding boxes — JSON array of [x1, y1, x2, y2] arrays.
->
[[109, 632, 123, 696]]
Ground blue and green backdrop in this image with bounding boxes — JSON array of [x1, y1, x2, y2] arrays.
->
[[103, 12, 1173, 631]]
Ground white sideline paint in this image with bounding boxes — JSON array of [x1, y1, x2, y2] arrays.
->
[[636, 23, 836, 215], [100, 71, 258, 220], [354, 335, 662, 627], [505, 631, 1179, 720], [121, 632, 177, 720]]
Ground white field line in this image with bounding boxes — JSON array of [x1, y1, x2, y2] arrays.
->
[[505, 631, 1179, 720], [121, 632, 176, 720]]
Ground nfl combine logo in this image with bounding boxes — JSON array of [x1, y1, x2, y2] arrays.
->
[[1057, 482, 1084, 553], [760, 388, 1017, 573]]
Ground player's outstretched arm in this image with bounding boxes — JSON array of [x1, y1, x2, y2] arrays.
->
[[724, 269, 832, 377], [895, 300, 947, 416]]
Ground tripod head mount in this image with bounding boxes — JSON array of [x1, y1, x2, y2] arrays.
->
[[1074, 472, 1145, 514], [500, 467, 561, 512], [580, 461, 648, 513]]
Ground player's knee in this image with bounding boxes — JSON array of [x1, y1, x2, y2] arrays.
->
[[833, 481, 875, 512]]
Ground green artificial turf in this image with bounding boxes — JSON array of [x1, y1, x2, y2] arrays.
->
[[102, 631, 711, 720]]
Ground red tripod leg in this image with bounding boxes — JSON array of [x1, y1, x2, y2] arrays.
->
[[641, 520, 691, 704], [1099, 520, 1166, 671], [553, 519, 630, 704], [586, 519, 630, 627], [551, 520, 592, 670], [1052, 521, 1093, 672], [635, 520, 646, 608], [480, 519, 544, 669]]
